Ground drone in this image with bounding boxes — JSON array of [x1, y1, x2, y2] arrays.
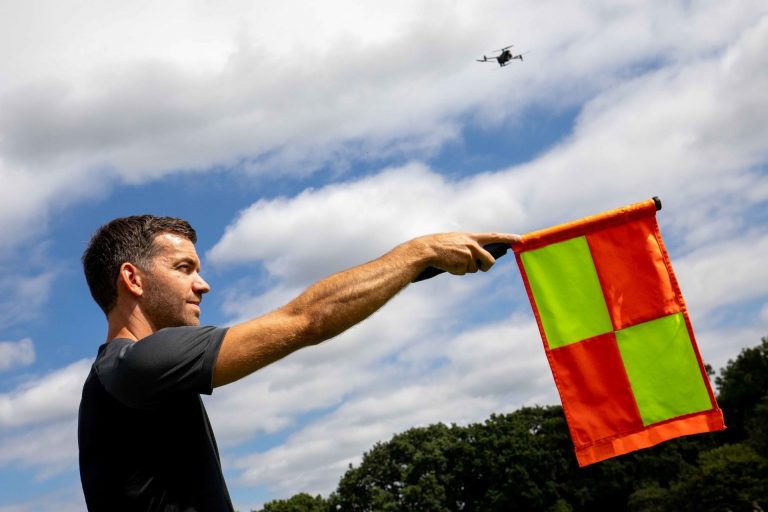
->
[[476, 45, 527, 67]]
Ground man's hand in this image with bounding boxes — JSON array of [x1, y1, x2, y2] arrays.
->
[[213, 231, 520, 387], [410, 232, 521, 278]]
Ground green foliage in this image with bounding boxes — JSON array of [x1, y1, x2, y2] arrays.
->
[[258, 335, 768, 512], [747, 395, 768, 457], [627, 483, 670, 512], [329, 408, 570, 511], [252, 492, 328, 512], [669, 444, 768, 512], [326, 407, 715, 511], [715, 336, 768, 443]]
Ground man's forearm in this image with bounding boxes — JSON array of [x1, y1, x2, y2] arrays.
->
[[213, 232, 518, 387], [281, 239, 431, 342], [213, 240, 428, 386]]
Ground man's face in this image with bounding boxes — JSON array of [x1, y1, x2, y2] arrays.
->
[[140, 233, 211, 330]]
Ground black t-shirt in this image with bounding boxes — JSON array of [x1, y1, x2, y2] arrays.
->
[[78, 326, 233, 512]]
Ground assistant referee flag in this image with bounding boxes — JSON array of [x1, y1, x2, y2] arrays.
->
[[513, 197, 725, 466]]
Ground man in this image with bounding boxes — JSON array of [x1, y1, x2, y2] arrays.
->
[[78, 215, 519, 511]]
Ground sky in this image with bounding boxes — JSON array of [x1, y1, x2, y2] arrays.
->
[[0, 0, 767, 510]]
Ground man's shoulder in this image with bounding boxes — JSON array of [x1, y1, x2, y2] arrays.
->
[[93, 338, 130, 366], [148, 324, 226, 342], [90, 325, 226, 409], [99, 325, 226, 357], [96, 326, 225, 372]]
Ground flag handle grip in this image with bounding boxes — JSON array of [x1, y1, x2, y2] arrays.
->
[[412, 243, 511, 283]]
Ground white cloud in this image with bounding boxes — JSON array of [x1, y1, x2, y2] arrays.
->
[[0, 419, 79, 479], [0, 339, 35, 373], [207, 163, 476, 283], [205, 14, 768, 504], [206, 259, 551, 497], [229, 313, 555, 497], [0, 359, 91, 485], [0, 155, 115, 255], [0, 269, 57, 329], [0, 485, 84, 512], [696, 323, 768, 379], [209, 15, 768, 280], [676, 232, 768, 319], [0, 2, 766, 509], [0, 359, 91, 429], [207, 281, 486, 444], [1, 1, 764, 253]]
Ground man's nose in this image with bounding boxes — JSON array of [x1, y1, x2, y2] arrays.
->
[[194, 274, 211, 294]]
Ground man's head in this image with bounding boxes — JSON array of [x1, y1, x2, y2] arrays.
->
[[82, 215, 210, 328]]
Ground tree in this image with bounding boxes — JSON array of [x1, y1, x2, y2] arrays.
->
[[328, 406, 646, 511], [328, 422, 456, 511], [627, 483, 670, 512], [668, 443, 768, 511], [326, 405, 734, 511], [747, 395, 768, 457], [259, 335, 768, 511], [715, 336, 768, 443], [252, 492, 328, 512]]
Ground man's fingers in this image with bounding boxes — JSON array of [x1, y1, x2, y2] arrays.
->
[[474, 245, 496, 273], [474, 232, 522, 246], [473, 233, 521, 271], [474, 258, 491, 273]]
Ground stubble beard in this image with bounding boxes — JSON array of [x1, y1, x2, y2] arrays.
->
[[142, 277, 200, 331]]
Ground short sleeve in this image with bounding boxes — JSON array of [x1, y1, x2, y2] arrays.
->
[[95, 326, 227, 410]]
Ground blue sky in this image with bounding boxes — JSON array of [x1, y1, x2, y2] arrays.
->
[[1, 1, 767, 510]]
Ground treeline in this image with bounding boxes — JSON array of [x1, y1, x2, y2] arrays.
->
[[253, 336, 768, 512]]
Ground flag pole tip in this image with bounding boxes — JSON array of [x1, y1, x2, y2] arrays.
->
[[652, 196, 662, 211]]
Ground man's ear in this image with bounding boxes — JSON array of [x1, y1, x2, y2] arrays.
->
[[118, 262, 144, 298]]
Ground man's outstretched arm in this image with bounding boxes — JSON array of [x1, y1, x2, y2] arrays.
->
[[212, 232, 519, 387]]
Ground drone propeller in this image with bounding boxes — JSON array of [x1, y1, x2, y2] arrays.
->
[[492, 44, 514, 52]]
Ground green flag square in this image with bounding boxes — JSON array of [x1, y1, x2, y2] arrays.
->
[[616, 313, 713, 426], [520, 236, 613, 348]]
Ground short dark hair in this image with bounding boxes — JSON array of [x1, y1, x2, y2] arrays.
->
[[82, 215, 197, 315]]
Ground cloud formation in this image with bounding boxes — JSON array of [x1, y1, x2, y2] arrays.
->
[[0, 359, 91, 430], [0, 339, 34, 373], [2, 1, 764, 251], [228, 312, 554, 496], [209, 14, 768, 277], [0, 1, 766, 509], [205, 14, 768, 501]]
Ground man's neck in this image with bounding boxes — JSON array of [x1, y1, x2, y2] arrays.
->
[[106, 304, 155, 342]]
